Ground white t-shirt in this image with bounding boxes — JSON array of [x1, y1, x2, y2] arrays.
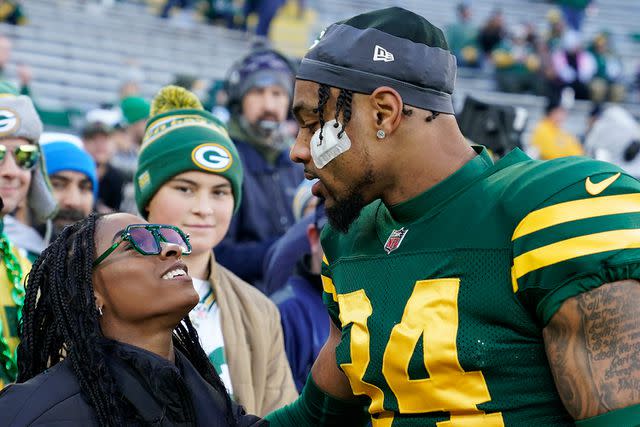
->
[[189, 278, 233, 396]]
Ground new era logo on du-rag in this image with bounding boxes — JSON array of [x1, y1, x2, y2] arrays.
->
[[373, 45, 394, 62]]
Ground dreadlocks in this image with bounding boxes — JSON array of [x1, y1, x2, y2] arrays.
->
[[313, 84, 439, 137], [314, 83, 354, 141], [17, 213, 234, 427]]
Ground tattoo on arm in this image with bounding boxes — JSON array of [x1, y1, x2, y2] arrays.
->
[[543, 280, 640, 419]]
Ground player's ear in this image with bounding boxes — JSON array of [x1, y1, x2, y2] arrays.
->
[[370, 86, 403, 135]]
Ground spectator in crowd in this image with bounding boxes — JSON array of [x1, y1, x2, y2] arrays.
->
[[0, 0, 26, 25], [134, 85, 297, 415], [556, 0, 591, 31], [41, 138, 97, 240], [115, 95, 150, 178], [445, 3, 480, 68], [492, 24, 545, 95], [271, 201, 329, 392], [160, 0, 194, 19], [215, 48, 303, 289], [82, 121, 126, 213], [588, 32, 625, 102], [550, 30, 596, 100], [530, 95, 584, 160], [544, 8, 566, 52], [242, 0, 286, 37], [477, 8, 506, 56], [262, 178, 317, 295], [0, 87, 57, 387], [0, 213, 266, 427]]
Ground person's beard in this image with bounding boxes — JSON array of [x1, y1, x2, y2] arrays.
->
[[241, 113, 285, 146], [325, 168, 375, 234], [52, 208, 88, 237]]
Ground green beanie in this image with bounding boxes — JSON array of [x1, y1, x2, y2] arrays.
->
[[120, 95, 150, 125], [135, 85, 243, 217]]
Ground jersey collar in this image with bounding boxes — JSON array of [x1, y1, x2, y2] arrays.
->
[[386, 145, 495, 224]]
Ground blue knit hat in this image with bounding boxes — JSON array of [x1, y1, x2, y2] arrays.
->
[[41, 141, 98, 199]]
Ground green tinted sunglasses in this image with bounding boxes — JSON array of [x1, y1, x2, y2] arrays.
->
[[93, 224, 192, 267], [0, 144, 40, 170]]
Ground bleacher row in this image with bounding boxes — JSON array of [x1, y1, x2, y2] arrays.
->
[[3, 0, 640, 146]]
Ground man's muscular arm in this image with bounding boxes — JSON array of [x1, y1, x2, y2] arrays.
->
[[310, 321, 357, 399], [265, 322, 368, 426], [543, 280, 640, 420]]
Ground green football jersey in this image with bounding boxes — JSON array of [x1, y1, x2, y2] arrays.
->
[[320, 146, 640, 427]]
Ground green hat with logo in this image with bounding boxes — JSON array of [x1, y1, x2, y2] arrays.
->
[[134, 85, 243, 217]]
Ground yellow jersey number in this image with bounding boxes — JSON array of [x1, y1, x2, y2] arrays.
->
[[337, 278, 504, 427]]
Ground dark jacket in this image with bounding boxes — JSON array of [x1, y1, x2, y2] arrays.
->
[[215, 139, 303, 289], [0, 341, 266, 427], [262, 214, 313, 296], [271, 257, 330, 392]]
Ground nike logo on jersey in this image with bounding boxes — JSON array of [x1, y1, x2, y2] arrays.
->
[[585, 172, 621, 196]]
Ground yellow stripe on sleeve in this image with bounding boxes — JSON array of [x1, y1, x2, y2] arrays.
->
[[512, 194, 640, 241], [512, 229, 640, 289], [322, 275, 338, 302]]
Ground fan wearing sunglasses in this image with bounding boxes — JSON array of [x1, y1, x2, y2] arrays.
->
[[0, 212, 266, 427], [133, 86, 296, 416], [0, 89, 57, 389]]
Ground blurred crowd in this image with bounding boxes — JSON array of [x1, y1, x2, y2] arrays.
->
[[446, 1, 632, 103]]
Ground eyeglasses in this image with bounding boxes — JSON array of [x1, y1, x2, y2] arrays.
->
[[0, 144, 40, 170], [93, 224, 192, 267]]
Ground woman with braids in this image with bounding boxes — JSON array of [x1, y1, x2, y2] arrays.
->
[[132, 85, 296, 416], [0, 212, 266, 426]]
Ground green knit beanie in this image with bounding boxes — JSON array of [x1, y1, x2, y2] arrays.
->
[[121, 95, 150, 125], [135, 85, 243, 217]]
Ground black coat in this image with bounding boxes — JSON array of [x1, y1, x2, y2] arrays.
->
[[0, 341, 267, 426]]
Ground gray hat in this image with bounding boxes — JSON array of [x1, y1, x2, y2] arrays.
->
[[297, 7, 457, 114], [0, 94, 57, 223]]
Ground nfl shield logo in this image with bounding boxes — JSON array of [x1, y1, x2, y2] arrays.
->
[[384, 227, 408, 254]]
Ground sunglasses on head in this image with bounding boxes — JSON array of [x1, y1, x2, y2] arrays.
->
[[0, 144, 40, 170], [93, 224, 192, 267]]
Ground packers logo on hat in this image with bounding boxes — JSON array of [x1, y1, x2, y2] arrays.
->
[[192, 143, 233, 172], [0, 108, 19, 136]]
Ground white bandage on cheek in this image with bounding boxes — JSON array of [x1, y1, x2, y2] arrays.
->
[[310, 119, 352, 169]]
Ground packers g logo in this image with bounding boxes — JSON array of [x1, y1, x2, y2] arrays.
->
[[0, 109, 19, 136], [192, 143, 233, 172]]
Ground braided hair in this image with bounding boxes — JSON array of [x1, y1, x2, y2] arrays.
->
[[314, 84, 439, 138], [314, 84, 354, 142], [17, 213, 234, 427]]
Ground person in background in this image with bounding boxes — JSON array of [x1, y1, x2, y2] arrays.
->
[[530, 95, 584, 160], [0, 213, 266, 427], [477, 8, 506, 56], [262, 178, 317, 296], [556, 0, 591, 31], [445, 3, 480, 68], [550, 30, 596, 100], [215, 47, 303, 290], [0, 0, 26, 25], [115, 95, 150, 178], [492, 24, 545, 95], [82, 120, 126, 213], [0, 86, 56, 387], [270, 201, 329, 392], [41, 137, 97, 239], [134, 85, 297, 415], [588, 32, 625, 102]]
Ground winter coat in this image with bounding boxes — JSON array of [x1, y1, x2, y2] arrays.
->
[[0, 340, 266, 426]]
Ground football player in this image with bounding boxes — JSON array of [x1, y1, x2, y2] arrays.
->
[[266, 7, 640, 427]]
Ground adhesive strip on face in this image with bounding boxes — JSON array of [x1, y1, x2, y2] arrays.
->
[[310, 119, 352, 169]]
